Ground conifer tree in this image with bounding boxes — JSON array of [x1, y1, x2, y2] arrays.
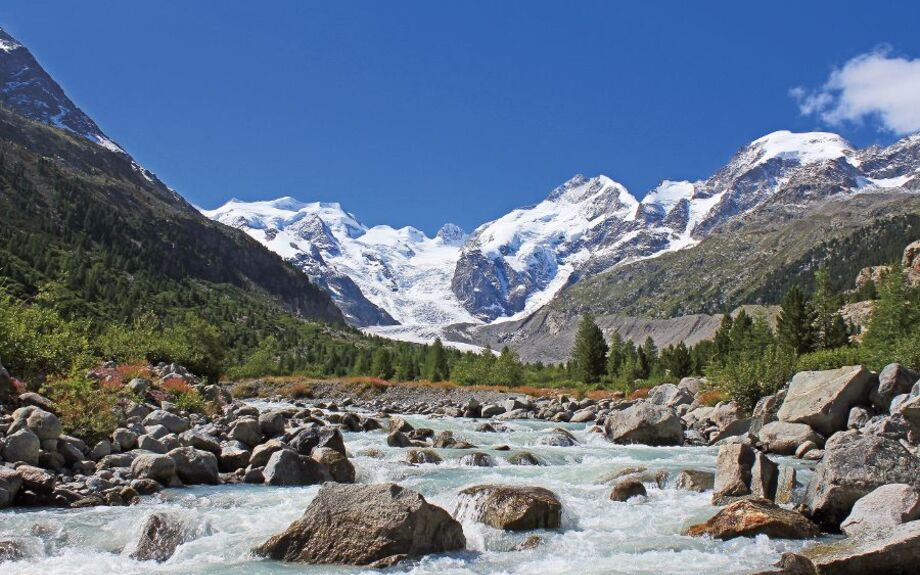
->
[[813, 266, 848, 349], [776, 286, 817, 355], [864, 263, 915, 347], [661, 342, 692, 379], [571, 314, 608, 383], [371, 347, 394, 380], [424, 337, 450, 382], [606, 332, 625, 378]]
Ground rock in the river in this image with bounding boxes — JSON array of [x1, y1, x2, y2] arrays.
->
[[405, 449, 443, 465], [129, 512, 203, 562], [458, 452, 495, 467], [780, 520, 920, 574], [839, 484, 920, 537], [311, 447, 355, 483], [2, 428, 40, 465], [604, 403, 683, 446], [167, 447, 219, 485], [750, 451, 778, 501], [647, 383, 694, 408], [386, 430, 412, 448], [263, 449, 331, 486], [870, 363, 919, 412], [775, 466, 799, 506], [508, 451, 541, 466], [712, 443, 755, 505], [806, 431, 920, 531], [777, 366, 875, 436], [255, 483, 464, 566], [610, 478, 647, 501], [0, 468, 22, 508], [290, 427, 346, 456], [757, 421, 824, 456], [455, 485, 562, 530], [228, 417, 262, 447], [535, 427, 578, 447], [675, 470, 715, 493], [687, 498, 819, 540], [130, 453, 177, 485]]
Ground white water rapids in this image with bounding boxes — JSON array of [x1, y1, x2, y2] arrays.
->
[[0, 402, 823, 574]]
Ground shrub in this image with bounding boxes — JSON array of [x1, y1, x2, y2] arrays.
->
[[43, 377, 123, 444], [796, 346, 864, 372], [707, 345, 796, 413]]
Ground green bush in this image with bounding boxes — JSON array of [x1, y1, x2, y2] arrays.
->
[[43, 377, 124, 444], [708, 345, 797, 412], [796, 346, 864, 372]]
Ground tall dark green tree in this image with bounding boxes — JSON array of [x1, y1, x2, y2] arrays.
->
[[606, 332, 626, 378], [571, 314, 608, 383], [864, 263, 916, 348], [813, 266, 849, 349], [661, 342, 692, 379], [424, 337, 450, 382], [776, 286, 817, 355], [371, 347, 395, 380]]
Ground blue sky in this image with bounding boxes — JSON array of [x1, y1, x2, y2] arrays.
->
[[2, 1, 919, 234]]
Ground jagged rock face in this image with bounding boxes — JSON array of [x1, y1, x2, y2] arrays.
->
[[0, 28, 123, 153], [203, 128, 920, 332]]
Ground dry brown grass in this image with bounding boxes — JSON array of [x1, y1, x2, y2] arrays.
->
[[628, 387, 651, 401]]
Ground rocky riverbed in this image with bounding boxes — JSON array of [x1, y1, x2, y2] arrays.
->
[[2, 360, 920, 573]]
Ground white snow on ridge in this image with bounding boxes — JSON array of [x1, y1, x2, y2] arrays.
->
[[642, 180, 695, 214], [0, 38, 21, 53], [745, 130, 854, 168], [202, 199, 479, 327]]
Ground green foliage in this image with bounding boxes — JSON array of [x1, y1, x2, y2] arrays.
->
[[707, 344, 797, 412], [571, 314, 608, 384], [813, 267, 850, 349], [776, 285, 817, 354], [491, 346, 524, 386], [0, 292, 92, 379], [371, 347, 395, 380], [660, 342, 693, 379], [424, 337, 450, 382], [43, 377, 124, 444]]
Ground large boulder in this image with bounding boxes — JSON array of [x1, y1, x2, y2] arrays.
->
[[454, 485, 562, 530], [228, 417, 262, 447], [167, 447, 219, 485], [310, 447, 355, 483], [687, 498, 819, 540], [255, 483, 465, 567], [143, 410, 189, 435], [604, 403, 683, 446], [712, 443, 755, 505], [758, 421, 824, 456], [777, 366, 875, 437], [871, 364, 919, 412], [131, 453, 177, 485], [840, 484, 920, 537], [263, 449, 331, 486], [806, 431, 920, 531], [780, 520, 920, 574], [2, 428, 40, 465], [0, 468, 22, 508], [610, 478, 647, 502], [647, 384, 694, 408], [11, 407, 61, 440], [675, 469, 715, 493], [290, 426, 346, 456]]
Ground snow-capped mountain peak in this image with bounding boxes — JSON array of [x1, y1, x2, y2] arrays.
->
[[743, 130, 854, 168]]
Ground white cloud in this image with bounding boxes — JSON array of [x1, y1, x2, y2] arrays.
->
[[792, 47, 920, 135]]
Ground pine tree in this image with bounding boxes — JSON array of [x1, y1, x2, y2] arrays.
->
[[606, 332, 625, 378], [662, 342, 692, 379], [813, 266, 846, 349], [641, 336, 658, 376], [864, 263, 915, 347], [713, 313, 733, 364], [776, 286, 817, 355], [371, 347, 394, 380], [424, 337, 450, 382], [571, 314, 608, 383]]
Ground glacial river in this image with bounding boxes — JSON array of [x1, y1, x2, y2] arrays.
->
[[0, 403, 820, 574]]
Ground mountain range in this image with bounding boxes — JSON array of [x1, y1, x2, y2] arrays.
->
[[2, 25, 919, 363], [204, 129, 920, 357]]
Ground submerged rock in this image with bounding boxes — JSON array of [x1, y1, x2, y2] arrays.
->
[[454, 485, 562, 531], [687, 498, 819, 540], [610, 478, 647, 501], [255, 483, 464, 566], [129, 513, 204, 562]]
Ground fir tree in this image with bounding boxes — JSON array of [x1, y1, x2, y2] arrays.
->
[[661, 342, 692, 379], [606, 331, 625, 378], [371, 347, 394, 380], [424, 337, 450, 382], [864, 263, 916, 347], [571, 314, 608, 383], [776, 286, 817, 355], [813, 266, 847, 349]]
